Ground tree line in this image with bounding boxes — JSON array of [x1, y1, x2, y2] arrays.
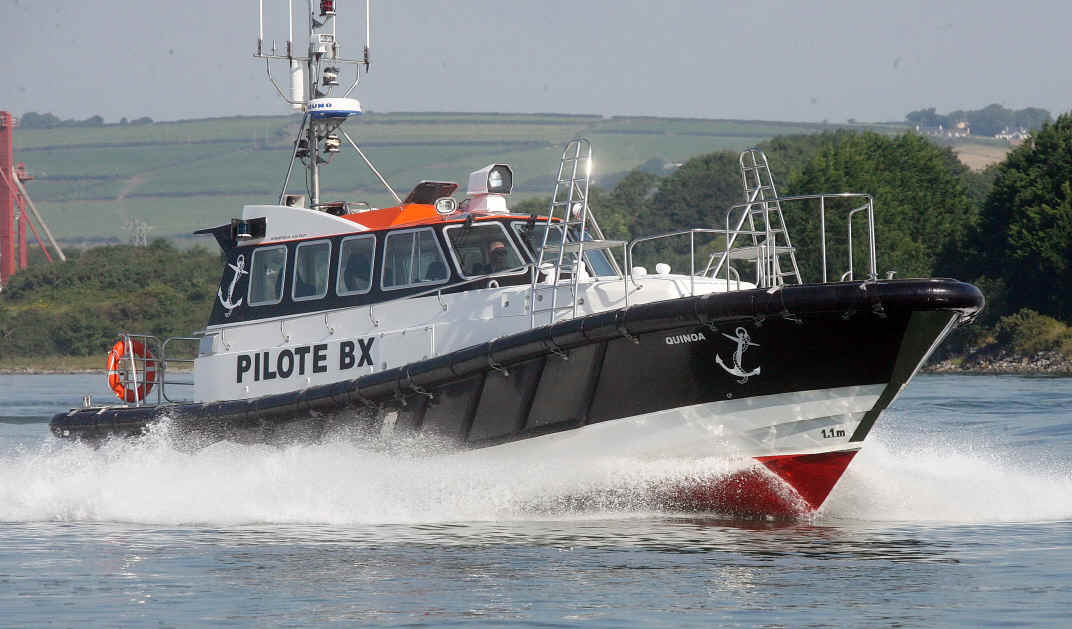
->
[[17, 111, 153, 129], [906, 104, 1051, 136]]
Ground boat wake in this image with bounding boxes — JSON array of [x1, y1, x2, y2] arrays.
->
[[1, 421, 1069, 525], [825, 434, 1072, 523]]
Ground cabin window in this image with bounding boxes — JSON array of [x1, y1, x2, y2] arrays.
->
[[580, 233, 619, 277], [512, 222, 618, 278], [337, 234, 375, 296], [381, 228, 449, 290], [248, 245, 288, 306], [292, 240, 331, 301], [513, 221, 563, 257], [444, 222, 526, 278]]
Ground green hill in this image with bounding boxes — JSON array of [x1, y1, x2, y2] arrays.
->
[[13, 112, 903, 245]]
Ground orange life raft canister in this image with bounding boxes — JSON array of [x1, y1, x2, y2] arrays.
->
[[106, 339, 157, 403]]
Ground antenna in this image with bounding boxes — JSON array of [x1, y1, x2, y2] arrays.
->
[[288, 0, 303, 110], [257, 0, 263, 55], [364, 0, 370, 70], [255, 1, 396, 209]]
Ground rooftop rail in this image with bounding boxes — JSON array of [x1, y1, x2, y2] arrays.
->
[[623, 192, 877, 297]]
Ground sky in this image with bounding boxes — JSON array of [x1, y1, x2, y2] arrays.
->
[[2, 0, 1070, 124]]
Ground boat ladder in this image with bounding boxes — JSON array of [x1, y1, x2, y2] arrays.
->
[[529, 138, 622, 327], [708, 148, 803, 288]]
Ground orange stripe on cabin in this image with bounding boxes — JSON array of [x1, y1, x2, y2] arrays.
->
[[342, 203, 440, 230], [342, 204, 546, 231]]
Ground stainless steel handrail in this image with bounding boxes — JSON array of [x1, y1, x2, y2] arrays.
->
[[624, 192, 876, 295], [626, 228, 750, 296], [627, 228, 726, 289], [409, 264, 535, 302], [160, 336, 199, 403], [846, 202, 877, 281], [711, 193, 876, 286]]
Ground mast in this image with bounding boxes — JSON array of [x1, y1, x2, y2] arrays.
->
[[256, 0, 396, 211]]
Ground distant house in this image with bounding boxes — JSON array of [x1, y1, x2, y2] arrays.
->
[[995, 127, 1030, 145], [914, 121, 971, 138], [951, 120, 971, 137]]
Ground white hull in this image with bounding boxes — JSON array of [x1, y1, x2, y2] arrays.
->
[[467, 384, 880, 464]]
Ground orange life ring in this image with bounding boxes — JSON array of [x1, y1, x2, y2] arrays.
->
[[106, 339, 157, 403]]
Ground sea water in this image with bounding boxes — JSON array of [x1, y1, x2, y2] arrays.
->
[[0, 374, 1069, 627]]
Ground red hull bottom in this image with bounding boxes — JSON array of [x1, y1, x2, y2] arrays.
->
[[666, 449, 859, 518]]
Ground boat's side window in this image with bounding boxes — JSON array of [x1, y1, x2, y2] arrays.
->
[[292, 240, 331, 301], [512, 222, 618, 277], [382, 228, 450, 290], [337, 234, 375, 296], [512, 221, 564, 260], [445, 222, 526, 278], [248, 245, 288, 306], [576, 231, 619, 277]]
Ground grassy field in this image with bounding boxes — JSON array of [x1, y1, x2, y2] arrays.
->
[[951, 141, 1013, 171], [13, 113, 908, 243]]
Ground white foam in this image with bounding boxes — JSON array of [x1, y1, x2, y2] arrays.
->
[[0, 425, 750, 525], [824, 435, 1072, 523], [2, 423, 1069, 525]]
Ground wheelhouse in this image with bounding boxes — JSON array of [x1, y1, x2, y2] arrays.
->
[[205, 209, 620, 327]]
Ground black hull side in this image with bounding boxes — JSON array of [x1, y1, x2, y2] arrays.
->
[[51, 279, 983, 447]]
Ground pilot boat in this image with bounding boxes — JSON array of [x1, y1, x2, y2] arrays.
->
[[50, 1, 983, 517]]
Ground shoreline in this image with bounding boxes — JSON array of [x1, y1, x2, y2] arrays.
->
[[0, 356, 193, 376], [925, 349, 1072, 377], [923, 365, 1072, 377]]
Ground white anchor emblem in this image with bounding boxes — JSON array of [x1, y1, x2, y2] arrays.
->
[[715, 327, 761, 384], [217, 254, 249, 317]]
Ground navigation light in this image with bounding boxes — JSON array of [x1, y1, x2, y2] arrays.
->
[[434, 197, 459, 217]]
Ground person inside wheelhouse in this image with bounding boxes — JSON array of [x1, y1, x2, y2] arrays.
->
[[445, 221, 526, 278], [488, 241, 509, 272]]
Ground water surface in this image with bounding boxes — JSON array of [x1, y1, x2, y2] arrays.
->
[[1, 374, 1069, 626]]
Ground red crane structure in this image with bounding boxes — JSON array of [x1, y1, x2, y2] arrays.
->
[[0, 110, 65, 290]]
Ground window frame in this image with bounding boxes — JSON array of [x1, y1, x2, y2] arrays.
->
[[247, 244, 289, 307], [379, 227, 452, 292], [291, 239, 333, 302], [336, 234, 376, 297], [511, 221, 619, 278], [443, 221, 528, 280], [511, 220, 564, 260]]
